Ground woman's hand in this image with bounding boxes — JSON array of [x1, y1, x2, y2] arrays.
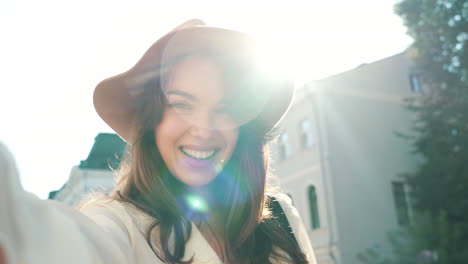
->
[[0, 142, 23, 264], [0, 247, 6, 264]]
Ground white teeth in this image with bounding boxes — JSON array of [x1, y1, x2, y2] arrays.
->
[[181, 147, 216, 159]]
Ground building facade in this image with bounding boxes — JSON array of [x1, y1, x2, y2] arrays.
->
[[269, 51, 422, 264]]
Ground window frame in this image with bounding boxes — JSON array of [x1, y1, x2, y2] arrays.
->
[[299, 119, 313, 149], [308, 185, 321, 229], [278, 132, 291, 160], [409, 74, 422, 93], [392, 181, 411, 226]]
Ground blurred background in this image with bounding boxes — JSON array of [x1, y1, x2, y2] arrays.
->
[[1, 0, 466, 263]]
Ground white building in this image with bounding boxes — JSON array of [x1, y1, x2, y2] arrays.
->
[[270, 51, 422, 264], [49, 133, 126, 206]]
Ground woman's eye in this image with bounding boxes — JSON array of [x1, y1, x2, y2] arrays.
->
[[168, 102, 192, 111]]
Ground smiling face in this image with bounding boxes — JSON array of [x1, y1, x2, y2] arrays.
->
[[155, 55, 240, 187]]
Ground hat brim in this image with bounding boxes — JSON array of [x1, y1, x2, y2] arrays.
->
[[93, 26, 294, 143]]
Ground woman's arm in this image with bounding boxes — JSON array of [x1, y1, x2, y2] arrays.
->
[[0, 142, 25, 264], [0, 142, 135, 264]]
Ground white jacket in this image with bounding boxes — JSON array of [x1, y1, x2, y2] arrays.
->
[[0, 142, 316, 264]]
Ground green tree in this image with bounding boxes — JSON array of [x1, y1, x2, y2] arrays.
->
[[390, 0, 468, 263], [357, 211, 458, 264]]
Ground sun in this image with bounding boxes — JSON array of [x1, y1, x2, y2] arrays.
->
[[253, 32, 312, 87]]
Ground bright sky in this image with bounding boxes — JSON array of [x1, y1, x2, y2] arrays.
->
[[0, 0, 412, 199]]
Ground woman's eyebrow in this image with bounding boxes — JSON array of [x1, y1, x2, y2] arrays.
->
[[166, 90, 196, 100]]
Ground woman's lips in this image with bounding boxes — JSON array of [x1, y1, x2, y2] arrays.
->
[[179, 146, 219, 159], [179, 147, 219, 169], [180, 147, 216, 159], [182, 155, 214, 169]]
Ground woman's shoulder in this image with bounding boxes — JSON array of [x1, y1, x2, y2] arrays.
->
[[270, 192, 293, 205], [77, 193, 126, 212], [77, 193, 153, 234], [268, 192, 295, 215], [78, 193, 127, 219], [268, 192, 302, 234], [78, 194, 131, 229], [269, 192, 317, 264]]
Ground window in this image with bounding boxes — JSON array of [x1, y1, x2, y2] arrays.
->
[[299, 119, 313, 149], [409, 74, 422, 93], [392, 182, 410, 226], [308, 185, 321, 229], [278, 132, 291, 160]]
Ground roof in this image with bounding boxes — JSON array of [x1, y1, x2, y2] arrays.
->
[[79, 133, 126, 170]]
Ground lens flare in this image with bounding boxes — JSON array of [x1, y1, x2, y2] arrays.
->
[[215, 160, 224, 174], [185, 195, 208, 212]]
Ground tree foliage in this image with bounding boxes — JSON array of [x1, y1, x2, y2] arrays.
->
[[357, 211, 465, 264], [385, 0, 468, 263]]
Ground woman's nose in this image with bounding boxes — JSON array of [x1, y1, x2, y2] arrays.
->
[[189, 112, 216, 139]]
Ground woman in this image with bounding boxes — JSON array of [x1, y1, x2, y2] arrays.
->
[[0, 20, 315, 264]]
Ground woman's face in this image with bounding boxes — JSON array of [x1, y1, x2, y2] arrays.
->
[[155, 56, 240, 187]]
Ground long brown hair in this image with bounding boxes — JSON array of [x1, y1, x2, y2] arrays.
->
[[111, 54, 310, 263]]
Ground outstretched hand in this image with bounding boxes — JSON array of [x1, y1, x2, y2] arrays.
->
[[0, 247, 5, 264], [0, 142, 23, 264]]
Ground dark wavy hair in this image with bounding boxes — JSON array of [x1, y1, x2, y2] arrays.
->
[[111, 54, 310, 263]]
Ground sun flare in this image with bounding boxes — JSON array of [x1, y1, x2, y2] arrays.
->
[[253, 33, 312, 87]]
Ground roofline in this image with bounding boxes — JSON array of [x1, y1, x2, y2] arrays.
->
[[309, 50, 409, 83]]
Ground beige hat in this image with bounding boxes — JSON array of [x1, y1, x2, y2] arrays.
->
[[93, 20, 294, 143]]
